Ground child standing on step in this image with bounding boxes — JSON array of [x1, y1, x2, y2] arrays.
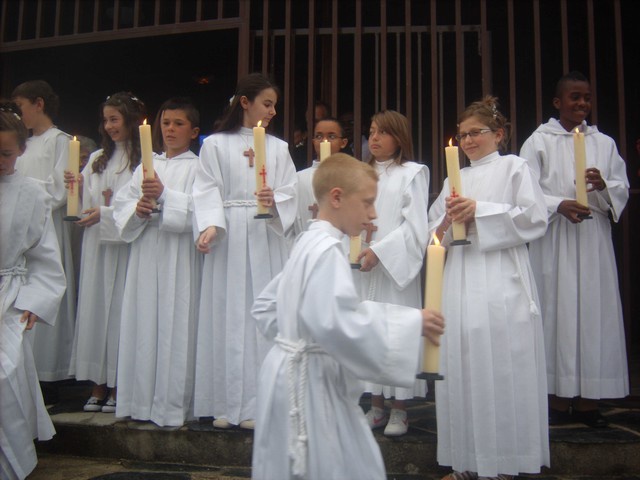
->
[[68, 92, 144, 413], [359, 110, 430, 437], [114, 98, 202, 427]]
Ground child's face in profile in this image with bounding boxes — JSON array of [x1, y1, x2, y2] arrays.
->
[[12, 96, 39, 130], [312, 120, 348, 156], [160, 109, 199, 157], [242, 87, 277, 128], [103, 106, 128, 143], [0, 131, 24, 176], [368, 120, 399, 161], [554, 80, 591, 131], [340, 175, 378, 236]]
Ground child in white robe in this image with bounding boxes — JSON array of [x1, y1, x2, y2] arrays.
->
[[359, 110, 430, 436], [429, 96, 549, 480], [251, 154, 444, 480], [68, 92, 145, 413], [520, 71, 629, 427], [0, 104, 66, 480], [114, 98, 202, 427], [193, 73, 297, 429], [294, 117, 348, 235], [12, 80, 75, 389]]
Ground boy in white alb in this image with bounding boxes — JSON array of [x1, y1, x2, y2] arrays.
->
[[251, 154, 444, 480]]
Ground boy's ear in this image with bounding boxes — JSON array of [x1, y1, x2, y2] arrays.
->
[[190, 127, 200, 140], [328, 186, 343, 208], [552, 97, 561, 110]]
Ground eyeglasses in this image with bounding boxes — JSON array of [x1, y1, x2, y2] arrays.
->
[[312, 134, 343, 142], [455, 128, 493, 142]]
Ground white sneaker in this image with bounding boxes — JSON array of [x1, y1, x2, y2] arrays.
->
[[365, 406, 388, 429], [101, 398, 116, 413], [83, 396, 104, 412], [384, 408, 408, 436], [239, 419, 255, 430], [213, 418, 233, 429]]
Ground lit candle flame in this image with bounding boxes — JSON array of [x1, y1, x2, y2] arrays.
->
[[257, 120, 262, 128], [574, 127, 580, 134], [449, 137, 453, 147], [143, 118, 148, 125], [73, 135, 77, 141], [433, 233, 440, 247]]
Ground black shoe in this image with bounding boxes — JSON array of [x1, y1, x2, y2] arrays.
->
[[572, 409, 609, 428], [548, 407, 572, 425]]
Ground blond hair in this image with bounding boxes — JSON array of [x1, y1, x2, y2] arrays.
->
[[313, 153, 378, 200]]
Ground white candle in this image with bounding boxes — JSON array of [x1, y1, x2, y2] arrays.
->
[[574, 128, 588, 207], [445, 139, 467, 242], [320, 140, 331, 162], [422, 235, 445, 374], [139, 119, 157, 210], [253, 121, 269, 217], [349, 235, 362, 265], [65, 136, 80, 219]]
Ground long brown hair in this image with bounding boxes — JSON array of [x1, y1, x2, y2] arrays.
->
[[367, 110, 414, 166], [214, 73, 280, 133], [92, 92, 145, 174]]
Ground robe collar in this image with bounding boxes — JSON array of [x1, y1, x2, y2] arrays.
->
[[309, 219, 344, 240], [539, 117, 600, 136], [469, 150, 500, 168]]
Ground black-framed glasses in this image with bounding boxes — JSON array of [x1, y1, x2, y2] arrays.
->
[[312, 134, 343, 142], [455, 128, 493, 142]]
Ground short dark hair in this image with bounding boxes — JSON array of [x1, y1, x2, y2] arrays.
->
[[555, 71, 590, 98], [12, 80, 60, 119]]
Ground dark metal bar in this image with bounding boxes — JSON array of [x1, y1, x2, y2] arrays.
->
[[480, 0, 491, 95], [307, 0, 317, 166], [586, 0, 597, 124], [404, 0, 412, 125], [283, 0, 293, 143], [93, 0, 100, 32], [380, 0, 388, 111], [261, 0, 269, 74], [237, 0, 250, 78], [396, 33, 401, 110], [455, 0, 464, 126], [195, 0, 201, 22], [155, 0, 160, 26], [0, 0, 8, 44], [560, 0, 569, 73], [134, 0, 140, 27], [113, 0, 119, 31], [74, 0, 81, 34], [176, 0, 182, 24], [533, 0, 542, 126], [36, 0, 42, 39], [331, 0, 338, 118], [354, 0, 362, 160], [430, 0, 440, 190], [507, 0, 517, 153], [218, 0, 223, 19], [54, 0, 61, 36], [417, 32, 423, 163]]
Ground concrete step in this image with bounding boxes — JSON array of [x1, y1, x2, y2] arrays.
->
[[35, 382, 640, 478]]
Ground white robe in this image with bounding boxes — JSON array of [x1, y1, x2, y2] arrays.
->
[[113, 151, 202, 426], [520, 118, 629, 399], [18, 127, 77, 381], [251, 220, 423, 480], [429, 152, 550, 477], [68, 145, 132, 386], [192, 127, 297, 423], [293, 161, 320, 236], [0, 173, 65, 480], [361, 160, 430, 400]]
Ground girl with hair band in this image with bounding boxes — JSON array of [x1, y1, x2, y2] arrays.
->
[[68, 92, 144, 413], [430, 96, 549, 480], [193, 73, 297, 429]]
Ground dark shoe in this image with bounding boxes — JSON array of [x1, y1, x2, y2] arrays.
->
[[548, 407, 572, 425], [572, 409, 609, 428]]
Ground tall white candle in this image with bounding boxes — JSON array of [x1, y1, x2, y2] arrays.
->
[[253, 121, 269, 217], [320, 140, 331, 162], [445, 140, 467, 242], [422, 235, 445, 374], [574, 128, 588, 207], [139, 119, 157, 210], [65, 136, 80, 220], [349, 235, 362, 266]]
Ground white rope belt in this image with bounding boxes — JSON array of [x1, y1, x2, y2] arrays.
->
[[223, 200, 257, 208], [275, 335, 326, 477], [0, 266, 27, 277]]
